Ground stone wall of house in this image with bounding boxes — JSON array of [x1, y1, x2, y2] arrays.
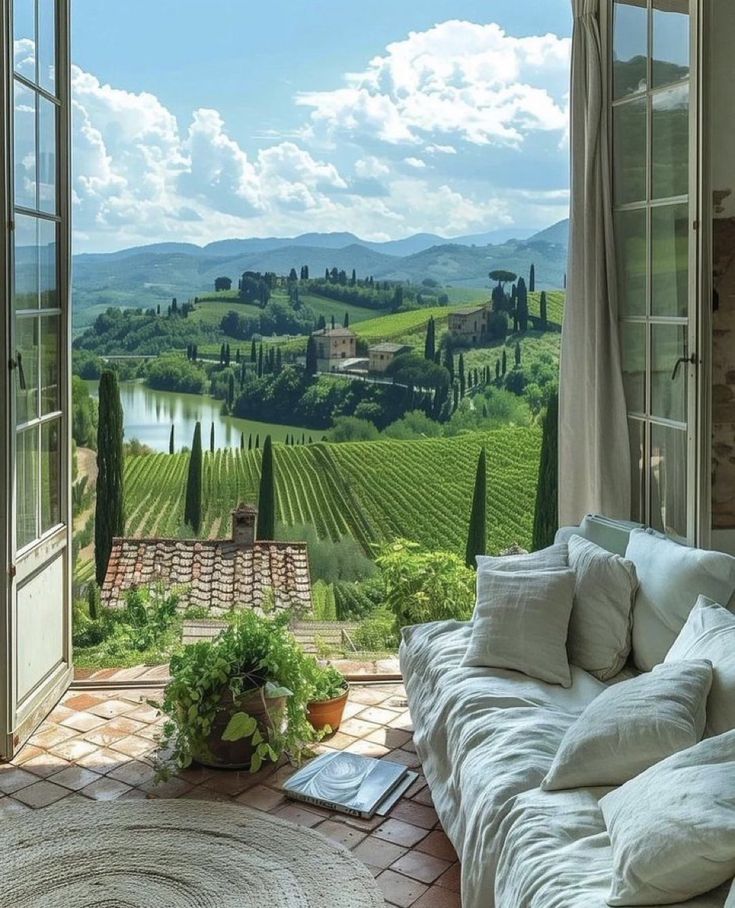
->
[[712, 217, 735, 528]]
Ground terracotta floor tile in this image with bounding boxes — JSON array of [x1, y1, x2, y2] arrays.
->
[[22, 753, 70, 779], [122, 704, 161, 723], [201, 771, 257, 797], [76, 747, 130, 774], [49, 738, 99, 762], [390, 850, 451, 884], [415, 830, 457, 862], [11, 744, 45, 765], [107, 760, 156, 787], [28, 724, 78, 749], [384, 749, 422, 770], [357, 706, 404, 726], [271, 802, 326, 828], [140, 777, 192, 799], [412, 885, 461, 908], [62, 693, 103, 712], [83, 726, 131, 747], [314, 818, 368, 850], [339, 717, 382, 739], [352, 836, 408, 870], [374, 819, 429, 848], [345, 738, 390, 759], [389, 800, 439, 830], [0, 795, 32, 815], [342, 701, 365, 720], [80, 777, 132, 801], [87, 699, 136, 720], [411, 787, 434, 808], [0, 765, 38, 794], [325, 731, 359, 750], [180, 785, 233, 803], [109, 735, 155, 759], [59, 712, 107, 733], [388, 713, 414, 732], [47, 704, 75, 723], [50, 765, 102, 791], [13, 780, 70, 808], [365, 727, 412, 750], [235, 784, 286, 812], [436, 862, 461, 892], [376, 868, 428, 907]]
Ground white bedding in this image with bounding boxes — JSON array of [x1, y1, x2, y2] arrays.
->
[[399, 620, 731, 908]]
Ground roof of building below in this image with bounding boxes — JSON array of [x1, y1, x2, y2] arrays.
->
[[369, 343, 413, 354], [450, 305, 487, 317], [312, 327, 355, 338], [102, 538, 312, 616]]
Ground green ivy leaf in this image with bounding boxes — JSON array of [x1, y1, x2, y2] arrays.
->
[[221, 712, 258, 742]]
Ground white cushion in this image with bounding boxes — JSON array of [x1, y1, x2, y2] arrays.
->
[[625, 529, 735, 671], [600, 729, 735, 905], [541, 660, 712, 791], [665, 596, 735, 736], [463, 569, 576, 687], [475, 542, 568, 574], [567, 535, 638, 681]]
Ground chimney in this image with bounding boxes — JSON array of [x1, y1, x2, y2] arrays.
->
[[231, 503, 258, 547]]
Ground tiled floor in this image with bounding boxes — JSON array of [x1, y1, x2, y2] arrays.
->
[[1, 682, 460, 908]]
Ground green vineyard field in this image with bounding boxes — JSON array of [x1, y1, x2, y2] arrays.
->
[[122, 428, 541, 557]]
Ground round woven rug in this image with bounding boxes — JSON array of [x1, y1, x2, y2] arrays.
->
[[0, 800, 385, 907]]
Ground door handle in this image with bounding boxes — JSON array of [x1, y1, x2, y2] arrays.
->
[[672, 353, 697, 381]]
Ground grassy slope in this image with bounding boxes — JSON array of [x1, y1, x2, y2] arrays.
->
[[123, 428, 541, 557]]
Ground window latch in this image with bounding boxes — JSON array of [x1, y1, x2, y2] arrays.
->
[[9, 353, 26, 390], [672, 353, 697, 381]]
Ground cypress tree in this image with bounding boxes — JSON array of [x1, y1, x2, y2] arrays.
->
[[516, 278, 529, 332], [306, 335, 318, 376], [94, 371, 125, 586], [184, 422, 203, 534], [227, 373, 235, 407], [532, 392, 559, 550], [424, 317, 436, 361], [495, 359, 501, 381], [515, 341, 522, 367], [465, 447, 487, 568], [210, 422, 215, 453], [540, 291, 548, 328], [529, 263, 536, 292], [443, 345, 454, 380], [458, 353, 466, 397], [255, 434, 260, 449], [219, 343, 225, 365], [501, 349, 507, 375], [248, 434, 252, 451], [343, 311, 350, 328], [250, 339, 257, 363], [169, 424, 175, 455], [240, 431, 244, 450], [257, 345, 264, 377], [257, 435, 276, 540]]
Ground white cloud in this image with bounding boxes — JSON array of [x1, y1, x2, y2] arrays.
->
[[404, 157, 427, 169], [297, 21, 570, 149]]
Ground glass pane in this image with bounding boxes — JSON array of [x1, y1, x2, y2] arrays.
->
[[652, 83, 689, 199], [628, 418, 645, 524], [613, 1, 649, 100], [650, 423, 688, 538], [651, 203, 689, 316], [38, 0, 57, 93], [653, 0, 690, 89], [621, 322, 646, 414], [614, 98, 647, 205], [41, 419, 61, 532], [616, 208, 647, 316], [13, 0, 36, 79], [38, 95, 57, 214], [651, 323, 687, 422], [16, 427, 38, 549], [15, 317, 39, 425], [14, 214, 38, 310], [40, 316, 60, 414], [13, 80, 36, 209], [39, 217, 58, 308]]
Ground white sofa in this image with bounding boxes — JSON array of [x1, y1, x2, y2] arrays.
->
[[399, 516, 734, 908]]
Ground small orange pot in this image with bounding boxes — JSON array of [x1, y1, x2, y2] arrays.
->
[[306, 686, 349, 736]]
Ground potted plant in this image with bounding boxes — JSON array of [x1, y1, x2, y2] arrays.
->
[[155, 611, 317, 774], [303, 659, 349, 736]]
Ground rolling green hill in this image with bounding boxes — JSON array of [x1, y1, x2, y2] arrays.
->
[[122, 428, 541, 557]]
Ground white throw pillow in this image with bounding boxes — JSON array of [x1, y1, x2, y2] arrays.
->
[[541, 660, 712, 791], [475, 542, 568, 574], [665, 596, 735, 736], [463, 569, 576, 687], [625, 529, 735, 671], [600, 729, 735, 905], [567, 535, 638, 681]]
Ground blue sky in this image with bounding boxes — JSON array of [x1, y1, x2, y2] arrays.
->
[[69, 1, 573, 252]]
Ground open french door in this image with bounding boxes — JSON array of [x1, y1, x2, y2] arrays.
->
[[1, 0, 72, 759], [609, 0, 705, 545]]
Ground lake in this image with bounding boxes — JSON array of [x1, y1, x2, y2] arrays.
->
[[88, 381, 315, 453]]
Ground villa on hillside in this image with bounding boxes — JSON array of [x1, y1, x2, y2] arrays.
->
[[368, 342, 412, 374], [101, 504, 312, 616], [448, 304, 490, 344], [312, 326, 356, 371]]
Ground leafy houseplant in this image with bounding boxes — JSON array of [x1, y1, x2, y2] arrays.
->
[[156, 610, 318, 775], [302, 659, 349, 736]]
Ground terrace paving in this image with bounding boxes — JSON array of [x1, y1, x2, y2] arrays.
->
[[0, 682, 459, 908]]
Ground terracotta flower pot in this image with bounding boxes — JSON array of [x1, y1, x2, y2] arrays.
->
[[194, 686, 286, 771], [307, 686, 349, 736]]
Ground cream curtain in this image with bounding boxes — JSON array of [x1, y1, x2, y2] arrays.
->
[[559, 0, 631, 525]]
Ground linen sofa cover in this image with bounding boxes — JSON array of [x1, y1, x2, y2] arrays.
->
[[400, 619, 730, 908]]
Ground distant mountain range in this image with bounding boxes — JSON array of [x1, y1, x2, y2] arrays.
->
[[71, 219, 569, 325]]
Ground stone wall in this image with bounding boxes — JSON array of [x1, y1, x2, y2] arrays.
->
[[712, 217, 735, 528]]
